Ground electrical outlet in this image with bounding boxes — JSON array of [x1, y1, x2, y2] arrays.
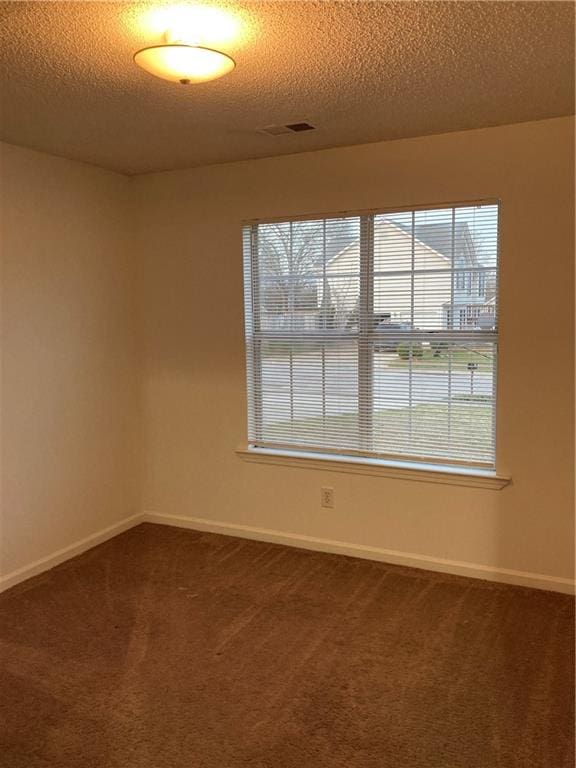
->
[[321, 486, 334, 508]]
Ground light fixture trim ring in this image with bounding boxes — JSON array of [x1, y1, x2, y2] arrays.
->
[[133, 43, 235, 64], [133, 43, 236, 84]]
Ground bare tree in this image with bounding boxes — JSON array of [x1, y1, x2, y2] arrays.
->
[[259, 222, 324, 316]]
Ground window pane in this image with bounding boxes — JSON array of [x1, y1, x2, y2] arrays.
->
[[255, 339, 359, 452], [373, 211, 415, 272], [372, 342, 496, 464], [257, 218, 360, 333]]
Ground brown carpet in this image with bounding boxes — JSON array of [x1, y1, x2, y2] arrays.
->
[[0, 523, 573, 768]]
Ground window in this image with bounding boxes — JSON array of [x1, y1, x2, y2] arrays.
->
[[478, 272, 486, 297], [243, 203, 499, 471]]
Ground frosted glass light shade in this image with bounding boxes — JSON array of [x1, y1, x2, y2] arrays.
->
[[134, 44, 235, 84]]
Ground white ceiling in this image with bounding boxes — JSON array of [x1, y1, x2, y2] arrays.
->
[[0, 1, 573, 176]]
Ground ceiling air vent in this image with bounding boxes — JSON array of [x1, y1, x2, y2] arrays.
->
[[285, 122, 315, 132], [260, 122, 316, 136]]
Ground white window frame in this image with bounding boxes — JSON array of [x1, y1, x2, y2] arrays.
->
[[239, 200, 510, 489]]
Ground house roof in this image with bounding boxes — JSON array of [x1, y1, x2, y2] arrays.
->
[[395, 221, 477, 264]]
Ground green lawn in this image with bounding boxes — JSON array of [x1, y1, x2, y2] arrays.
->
[[266, 402, 493, 462]]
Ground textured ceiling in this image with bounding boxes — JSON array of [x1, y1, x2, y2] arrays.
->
[[0, 1, 574, 175]]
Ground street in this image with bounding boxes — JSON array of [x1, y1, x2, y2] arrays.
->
[[260, 352, 494, 423]]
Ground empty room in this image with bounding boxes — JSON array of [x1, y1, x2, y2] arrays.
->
[[0, 2, 574, 767]]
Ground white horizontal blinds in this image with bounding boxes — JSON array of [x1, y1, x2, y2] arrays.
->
[[370, 205, 498, 466], [243, 202, 499, 468]]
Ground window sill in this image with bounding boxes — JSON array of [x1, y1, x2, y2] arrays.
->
[[236, 448, 511, 490]]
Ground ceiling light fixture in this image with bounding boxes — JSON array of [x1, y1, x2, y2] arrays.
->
[[134, 30, 235, 85]]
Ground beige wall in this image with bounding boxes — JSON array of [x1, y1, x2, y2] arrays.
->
[[0, 143, 140, 577], [135, 117, 574, 585], [0, 118, 573, 589]]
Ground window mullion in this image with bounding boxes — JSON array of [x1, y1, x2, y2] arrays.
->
[[358, 215, 374, 452]]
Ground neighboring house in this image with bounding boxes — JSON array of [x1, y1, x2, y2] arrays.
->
[[320, 219, 488, 330], [411, 221, 488, 329]]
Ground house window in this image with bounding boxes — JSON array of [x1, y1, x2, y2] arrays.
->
[[478, 272, 486, 297], [243, 203, 499, 470]]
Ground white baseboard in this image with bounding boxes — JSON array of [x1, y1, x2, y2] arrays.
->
[[143, 511, 575, 595], [0, 513, 144, 594], [3, 510, 572, 597]]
